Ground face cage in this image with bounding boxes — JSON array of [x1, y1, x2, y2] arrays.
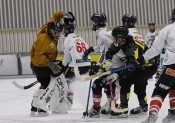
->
[[91, 21, 98, 31], [54, 30, 62, 40]]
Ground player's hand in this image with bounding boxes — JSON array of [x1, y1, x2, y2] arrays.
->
[[105, 59, 113, 71], [134, 55, 145, 67], [89, 65, 100, 76], [82, 47, 94, 59], [107, 73, 119, 83], [46, 61, 63, 75]]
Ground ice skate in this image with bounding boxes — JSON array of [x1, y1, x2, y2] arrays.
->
[[141, 112, 158, 123], [82, 105, 101, 118], [109, 104, 128, 118], [162, 109, 175, 123], [130, 105, 148, 116], [30, 107, 48, 117], [100, 101, 110, 116]]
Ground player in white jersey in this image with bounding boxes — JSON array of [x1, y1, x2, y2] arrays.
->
[[122, 14, 145, 43], [82, 12, 125, 118], [145, 22, 161, 79], [62, 14, 91, 105], [144, 22, 158, 48], [135, 8, 175, 123]]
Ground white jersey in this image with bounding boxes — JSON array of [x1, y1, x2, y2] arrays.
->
[[62, 33, 91, 67], [144, 30, 158, 48], [129, 28, 144, 43], [93, 27, 125, 68], [143, 22, 175, 65]]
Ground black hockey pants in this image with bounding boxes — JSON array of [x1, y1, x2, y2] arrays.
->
[[152, 64, 175, 100], [119, 63, 158, 107]]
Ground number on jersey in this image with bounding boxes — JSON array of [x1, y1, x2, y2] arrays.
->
[[76, 39, 86, 53]]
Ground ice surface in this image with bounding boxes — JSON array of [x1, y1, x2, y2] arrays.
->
[[0, 77, 169, 123]]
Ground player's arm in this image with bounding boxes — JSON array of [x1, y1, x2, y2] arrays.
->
[[106, 42, 121, 60], [143, 28, 167, 60]]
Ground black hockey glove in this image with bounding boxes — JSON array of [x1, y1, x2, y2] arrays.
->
[[82, 47, 94, 59], [134, 55, 145, 68], [89, 65, 100, 76], [162, 48, 165, 54]]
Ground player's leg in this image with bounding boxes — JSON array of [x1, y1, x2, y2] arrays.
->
[[130, 79, 148, 116], [64, 66, 75, 104], [49, 74, 72, 114], [142, 64, 175, 123], [162, 83, 175, 123], [30, 63, 51, 116], [65, 66, 90, 104], [109, 77, 132, 118], [83, 75, 106, 118]]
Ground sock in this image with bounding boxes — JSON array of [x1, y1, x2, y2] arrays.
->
[[149, 95, 163, 115], [93, 94, 102, 107]]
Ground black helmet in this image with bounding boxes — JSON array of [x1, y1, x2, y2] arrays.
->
[[122, 14, 137, 27], [63, 22, 76, 33], [47, 22, 63, 40], [91, 12, 107, 31], [112, 26, 129, 43], [171, 8, 175, 22], [148, 22, 155, 26]]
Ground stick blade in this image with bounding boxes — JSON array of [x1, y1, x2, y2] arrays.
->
[[12, 81, 24, 89], [111, 101, 129, 113]]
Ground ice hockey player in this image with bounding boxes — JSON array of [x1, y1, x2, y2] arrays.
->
[[105, 26, 158, 118], [62, 12, 91, 105], [145, 22, 159, 80], [144, 22, 158, 48], [82, 13, 126, 118], [30, 10, 72, 117], [135, 8, 175, 123], [122, 14, 144, 43], [101, 13, 146, 115]]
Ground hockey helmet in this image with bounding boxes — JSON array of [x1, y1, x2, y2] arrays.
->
[[91, 12, 107, 31], [63, 22, 76, 33], [122, 14, 137, 27], [148, 22, 155, 26], [111, 26, 129, 43]]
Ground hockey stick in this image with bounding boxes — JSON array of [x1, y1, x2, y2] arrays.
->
[[12, 81, 38, 90], [108, 76, 129, 113], [74, 64, 134, 82], [83, 79, 93, 118]]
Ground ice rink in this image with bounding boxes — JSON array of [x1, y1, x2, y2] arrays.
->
[[0, 76, 169, 123]]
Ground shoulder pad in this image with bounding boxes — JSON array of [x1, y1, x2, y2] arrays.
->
[[133, 32, 139, 34], [73, 36, 79, 38]]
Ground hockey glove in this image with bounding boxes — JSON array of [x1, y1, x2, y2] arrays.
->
[[162, 48, 165, 54], [107, 73, 119, 83], [134, 55, 145, 68], [105, 59, 113, 71], [82, 47, 94, 59], [46, 61, 63, 75], [89, 65, 100, 76]]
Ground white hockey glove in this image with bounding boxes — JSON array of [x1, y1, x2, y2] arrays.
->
[[105, 59, 113, 71], [46, 61, 63, 75], [107, 73, 119, 83]]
